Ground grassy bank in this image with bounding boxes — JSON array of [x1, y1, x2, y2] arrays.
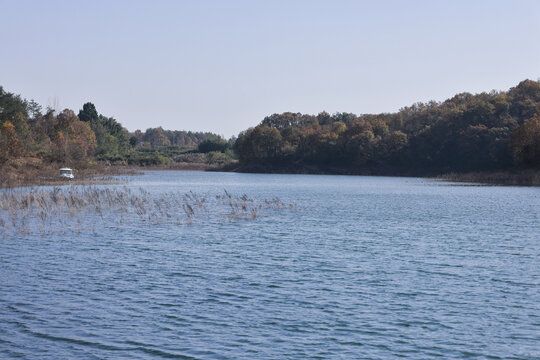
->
[[0, 157, 239, 188], [3, 157, 537, 188], [0, 158, 137, 188], [229, 162, 540, 186]]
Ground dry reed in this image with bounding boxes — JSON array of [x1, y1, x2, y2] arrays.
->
[[0, 186, 296, 235]]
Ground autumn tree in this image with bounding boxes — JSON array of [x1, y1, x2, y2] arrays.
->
[[143, 127, 171, 147], [0, 121, 22, 161], [511, 114, 540, 167], [234, 80, 540, 174], [235, 126, 283, 163]]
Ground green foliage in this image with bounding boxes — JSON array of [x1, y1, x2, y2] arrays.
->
[[198, 137, 229, 153], [128, 127, 235, 166], [132, 127, 221, 148], [76, 102, 130, 161], [0, 86, 29, 126], [127, 151, 171, 166], [129, 136, 138, 147], [78, 102, 98, 123], [206, 151, 229, 164], [90, 117, 129, 161]]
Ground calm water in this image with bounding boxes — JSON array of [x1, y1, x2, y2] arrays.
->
[[1, 171, 539, 359]]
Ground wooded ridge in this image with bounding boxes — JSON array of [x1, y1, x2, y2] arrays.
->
[[1, 80, 539, 184], [234, 80, 540, 176]]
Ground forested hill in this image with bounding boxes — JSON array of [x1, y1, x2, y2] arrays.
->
[[1, 80, 539, 180], [0, 91, 226, 167], [235, 80, 540, 175]]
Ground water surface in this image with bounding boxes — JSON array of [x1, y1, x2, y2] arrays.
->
[[1, 171, 539, 359]]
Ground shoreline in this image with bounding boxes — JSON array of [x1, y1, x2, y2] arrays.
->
[[1, 158, 538, 188], [0, 158, 231, 189], [226, 162, 540, 186], [434, 170, 540, 187]]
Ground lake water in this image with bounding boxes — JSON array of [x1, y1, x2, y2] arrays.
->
[[1, 171, 539, 359]]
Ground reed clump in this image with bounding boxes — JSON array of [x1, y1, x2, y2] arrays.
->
[[0, 186, 296, 235]]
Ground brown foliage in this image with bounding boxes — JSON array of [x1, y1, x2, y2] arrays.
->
[[510, 114, 540, 167], [0, 121, 23, 160]]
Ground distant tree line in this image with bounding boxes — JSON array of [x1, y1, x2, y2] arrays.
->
[[0, 87, 97, 164], [127, 126, 229, 166], [0, 89, 229, 167], [235, 80, 540, 174], [2, 80, 539, 174], [130, 127, 219, 149]]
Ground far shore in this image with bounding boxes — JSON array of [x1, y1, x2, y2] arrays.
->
[[227, 162, 540, 186], [0, 158, 223, 188], [1, 158, 538, 188], [435, 170, 540, 187]]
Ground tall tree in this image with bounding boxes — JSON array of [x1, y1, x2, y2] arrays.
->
[[78, 102, 99, 123], [511, 114, 540, 167]]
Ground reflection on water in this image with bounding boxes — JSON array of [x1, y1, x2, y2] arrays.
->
[[1, 171, 539, 359]]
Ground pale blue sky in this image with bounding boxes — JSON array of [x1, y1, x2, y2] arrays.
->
[[1, 0, 539, 137]]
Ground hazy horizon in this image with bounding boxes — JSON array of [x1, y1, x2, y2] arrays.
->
[[1, 0, 539, 137]]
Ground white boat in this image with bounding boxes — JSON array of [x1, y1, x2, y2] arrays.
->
[[59, 167, 74, 179]]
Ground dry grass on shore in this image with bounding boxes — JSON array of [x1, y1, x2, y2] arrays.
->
[[438, 170, 540, 186], [0, 158, 140, 188], [0, 157, 235, 188]]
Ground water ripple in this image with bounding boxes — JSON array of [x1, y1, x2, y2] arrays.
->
[[1, 171, 539, 359]]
